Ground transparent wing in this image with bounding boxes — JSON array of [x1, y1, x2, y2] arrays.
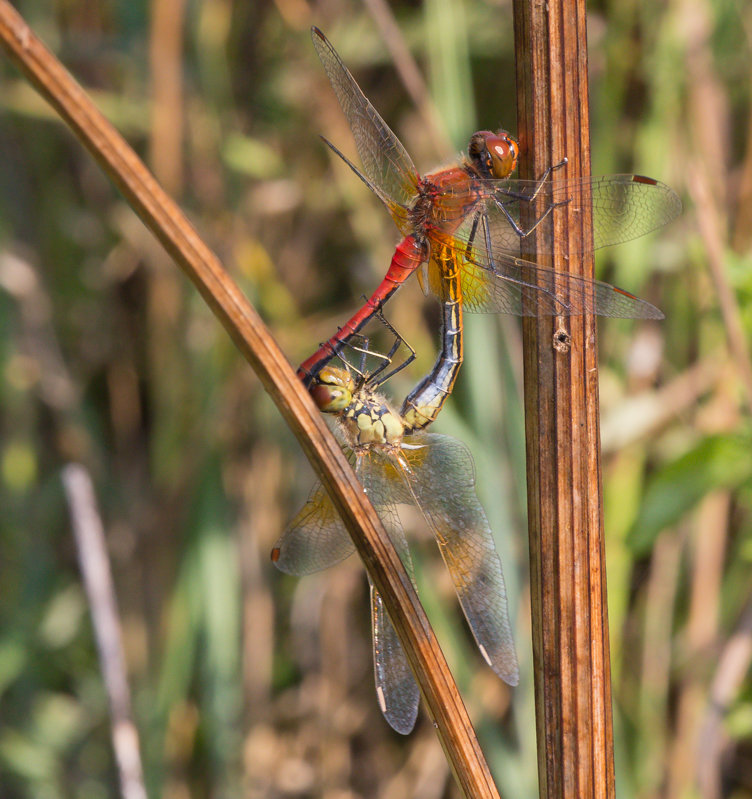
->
[[397, 434, 519, 686], [271, 480, 354, 575], [422, 175, 680, 318], [369, 580, 420, 734], [427, 229, 665, 319], [457, 173, 682, 256], [311, 28, 420, 212], [360, 451, 420, 735], [272, 449, 420, 732]]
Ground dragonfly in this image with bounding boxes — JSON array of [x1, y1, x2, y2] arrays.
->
[[298, 27, 681, 430], [273, 328, 517, 734]]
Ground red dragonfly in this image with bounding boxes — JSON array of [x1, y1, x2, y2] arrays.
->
[[298, 28, 680, 423]]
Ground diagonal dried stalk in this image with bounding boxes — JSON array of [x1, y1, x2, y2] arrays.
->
[[0, 4, 500, 797], [513, 0, 616, 796]]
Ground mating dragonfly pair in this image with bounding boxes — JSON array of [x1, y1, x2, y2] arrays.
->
[[273, 28, 680, 733]]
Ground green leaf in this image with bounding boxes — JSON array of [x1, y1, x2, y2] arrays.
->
[[628, 431, 752, 554]]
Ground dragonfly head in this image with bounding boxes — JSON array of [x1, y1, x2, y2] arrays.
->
[[310, 367, 355, 413], [468, 130, 519, 180]]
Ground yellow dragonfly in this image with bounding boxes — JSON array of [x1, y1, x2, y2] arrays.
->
[[273, 334, 517, 733]]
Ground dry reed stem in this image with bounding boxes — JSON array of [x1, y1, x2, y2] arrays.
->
[[0, 4, 499, 796], [513, 0, 616, 795], [687, 165, 752, 413]]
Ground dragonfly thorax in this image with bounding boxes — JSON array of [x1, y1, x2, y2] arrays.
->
[[407, 181, 437, 245], [409, 166, 481, 237], [343, 395, 404, 447]]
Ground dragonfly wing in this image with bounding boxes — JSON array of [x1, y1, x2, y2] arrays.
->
[[572, 174, 681, 250], [370, 580, 420, 734], [399, 434, 519, 686], [311, 28, 420, 213], [272, 481, 355, 575], [432, 173, 679, 319], [459, 247, 665, 318], [273, 452, 420, 731], [360, 451, 420, 734], [474, 174, 681, 255], [431, 220, 665, 318]]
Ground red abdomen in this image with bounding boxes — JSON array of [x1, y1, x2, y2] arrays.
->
[[297, 235, 426, 385]]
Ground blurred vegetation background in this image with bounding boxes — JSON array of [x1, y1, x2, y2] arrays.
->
[[0, 0, 749, 797]]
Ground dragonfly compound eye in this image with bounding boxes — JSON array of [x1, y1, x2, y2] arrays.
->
[[310, 382, 352, 412], [468, 130, 518, 180], [485, 130, 519, 179], [310, 366, 355, 412]]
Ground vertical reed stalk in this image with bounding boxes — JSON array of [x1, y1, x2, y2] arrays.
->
[[513, 0, 616, 795]]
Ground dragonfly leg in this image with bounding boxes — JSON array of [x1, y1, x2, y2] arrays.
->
[[334, 332, 378, 383], [463, 211, 482, 261], [331, 307, 416, 387], [351, 333, 374, 381], [369, 341, 416, 387], [527, 156, 568, 202], [298, 236, 425, 386], [480, 212, 574, 315], [494, 156, 569, 205], [492, 193, 572, 239], [492, 156, 570, 238], [367, 307, 416, 387], [507, 195, 572, 238], [317, 331, 350, 367]]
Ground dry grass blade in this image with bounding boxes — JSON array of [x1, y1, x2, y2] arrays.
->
[[687, 164, 752, 413], [63, 464, 148, 799], [0, 3, 500, 796]]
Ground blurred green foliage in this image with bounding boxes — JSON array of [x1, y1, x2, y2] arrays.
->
[[0, 0, 750, 797]]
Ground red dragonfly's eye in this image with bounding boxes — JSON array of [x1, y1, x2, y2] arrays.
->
[[468, 130, 519, 179], [484, 131, 519, 179]]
